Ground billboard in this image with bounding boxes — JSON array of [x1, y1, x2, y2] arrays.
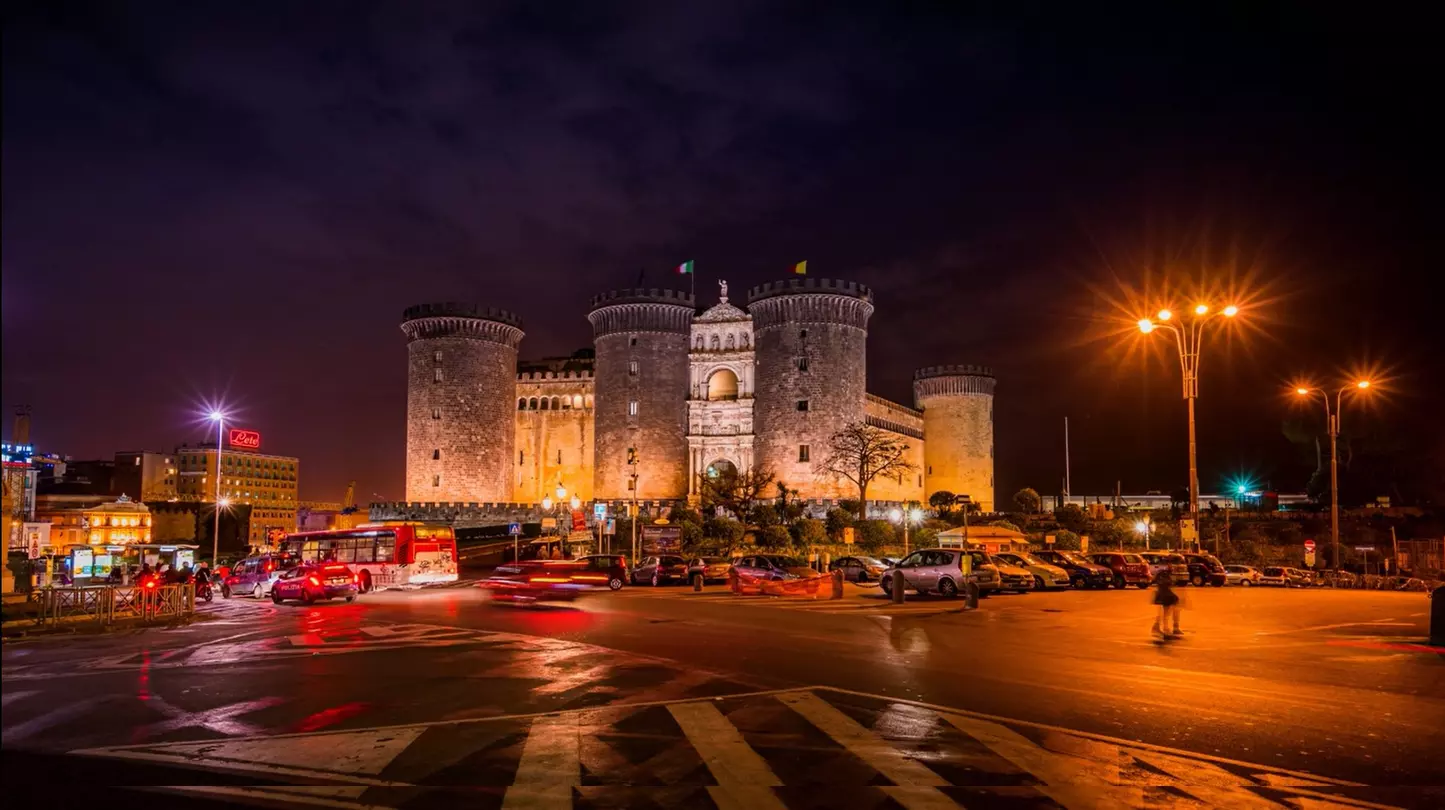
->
[[641, 525, 682, 551], [227, 428, 262, 450]]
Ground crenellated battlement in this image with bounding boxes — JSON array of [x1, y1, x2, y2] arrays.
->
[[914, 364, 995, 381], [516, 370, 596, 382], [402, 303, 523, 328], [589, 288, 696, 309], [401, 303, 525, 347], [746, 277, 873, 305]]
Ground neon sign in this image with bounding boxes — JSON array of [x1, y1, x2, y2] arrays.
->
[[228, 428, 262, 449]]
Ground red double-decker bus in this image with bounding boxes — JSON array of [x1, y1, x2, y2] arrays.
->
[[281, 522, 458, 592]]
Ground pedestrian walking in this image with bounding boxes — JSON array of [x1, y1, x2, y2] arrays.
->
[[1151, 570, 1182, 640]]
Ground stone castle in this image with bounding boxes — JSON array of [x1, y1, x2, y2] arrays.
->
[[396, 278, 995, 518]]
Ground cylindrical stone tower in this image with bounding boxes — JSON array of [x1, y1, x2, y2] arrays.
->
[[401, 303, 524, 503], [747, 278, 874, 499], [588, 289, 695, 501], [914, 365, 996, 512]]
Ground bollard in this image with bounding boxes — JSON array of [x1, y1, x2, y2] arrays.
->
[[891, 569, 905, 604], [1431, 586, 1444, 647], [964, 580, 979, 610], [831, 569, 844, 600], [693, 573, 704, 592]]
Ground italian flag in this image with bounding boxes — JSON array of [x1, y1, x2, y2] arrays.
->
[[677, 260, 694, 275], [793, 260, 807, 275]]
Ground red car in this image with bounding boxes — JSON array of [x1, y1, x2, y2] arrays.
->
[[480, 561, 590, 603], [1089, 552, 1152, 589], [270, 563, 359, 605]]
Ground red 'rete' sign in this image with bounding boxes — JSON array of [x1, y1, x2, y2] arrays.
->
[[228, 428, 262, 449], [1303, 539, 1316, 551]]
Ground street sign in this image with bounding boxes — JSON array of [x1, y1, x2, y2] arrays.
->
[[1045, 534, 1056, 545], [541, 517, 557, 529], [1080, 535, 1090, 554], [507, 522, 521, 536], [604, 518, 616, 535], [843, 527, 855, 545], [1354, 545, 1375, 552], [1179, 519, 1198, 541], [594, 503, 607, 519], [954, 494, 972, 504], [1305, 550, 1316, 567], [1303, 539, 1316, 552], [571, 509, 586, 533]]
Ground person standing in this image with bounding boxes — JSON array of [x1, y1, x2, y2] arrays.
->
[[1151, 570, 1182, 639]]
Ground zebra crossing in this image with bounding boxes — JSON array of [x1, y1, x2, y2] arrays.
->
[[73, 686, 1393, 809]]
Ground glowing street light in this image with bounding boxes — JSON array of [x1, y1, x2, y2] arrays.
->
[[890, 505, 921, 556], [207, 409, 228, 566], [1134, 300, 1243, 545], [1295, 380, 1373, 573], [1133, 518, 1152, 550]]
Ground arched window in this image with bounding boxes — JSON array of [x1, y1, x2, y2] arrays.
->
[[707, 368, 739, 401], [725, 333, 735, 349], [561, 396, 571, 409], [529, 397, 539, 410], [518, 398, 527, 410], [540, 397, 549, 410], [550, 396, 560, 410], [584, 395, 594, 409], [572, 394, 583, 409]]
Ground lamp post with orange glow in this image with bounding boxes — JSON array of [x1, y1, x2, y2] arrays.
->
[[1136, 303, 1240, 546], [207, 410, 226, 564], [1295, 380, 1371, 573]]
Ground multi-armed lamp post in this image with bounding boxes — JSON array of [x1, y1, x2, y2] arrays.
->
[[1295, 380, 1372, 573], [1136, 302, 1240, 547]]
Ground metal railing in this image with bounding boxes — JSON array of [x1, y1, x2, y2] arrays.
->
[[25, 584, 195, 628]]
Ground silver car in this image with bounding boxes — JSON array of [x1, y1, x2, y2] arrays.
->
[[880, 548, 999, 598]]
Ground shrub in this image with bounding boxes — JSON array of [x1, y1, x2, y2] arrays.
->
[[838, 499, 863, 518], [856, 520, 897, 553], [1050, 529, 1081, 550], [825, 508, 853, 540], [987, 520, 1022, 533], [702, 517, 745, 546], [1055, 504, 1088, 534], [791, 518, 828, 547], [758, 525, 792, 549]]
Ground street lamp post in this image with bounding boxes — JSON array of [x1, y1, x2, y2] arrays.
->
[[1296, 381, 1371, 574], [890, 505, 925, 556], [208, 410, 226, 564], [1134, 518, 1152, 550], [1137, 303, 1239, 547]]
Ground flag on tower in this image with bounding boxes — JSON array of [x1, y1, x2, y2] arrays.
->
[[677, 260, 695, 275], [793, 260, 808, 275]]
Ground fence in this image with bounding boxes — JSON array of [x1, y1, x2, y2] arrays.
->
[[23, 584, 195, 628]]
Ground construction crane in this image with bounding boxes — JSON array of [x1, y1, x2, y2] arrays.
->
[[341, 480, 357, 514]]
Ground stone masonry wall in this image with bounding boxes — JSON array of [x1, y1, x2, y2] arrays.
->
[[914, 366, 995, 511], [515, 372, 595, 502], [588, 290, 694, 500], [748, 280, 874, 500], [403, 305, 523, 503]]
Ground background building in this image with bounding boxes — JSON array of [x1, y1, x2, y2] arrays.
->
[[175, 443, 298, 547], [112, 451, 178, 502]]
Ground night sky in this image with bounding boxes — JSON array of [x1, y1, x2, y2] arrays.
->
[[4, 3, 1440, 505]]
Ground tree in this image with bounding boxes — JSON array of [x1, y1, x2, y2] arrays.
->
[[702, 517, 745, 547], [1013, 487, 1041, 514], [1050, 529, 1081, 550], [758, 525, 792, 549], [1055, 503, 1088, 534], [749, 503, 780, 528], [855, 520, 897, 554], [816, 422, 919, 519], [825, 508, 853, 540], [791, 518, 828, 547], [699, 466, 777, 518], [928, 490, 957, 516]]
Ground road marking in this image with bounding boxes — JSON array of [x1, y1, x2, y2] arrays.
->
[[945, 713, 1145, 809], [777, 691, 948, 789], [0, 690, 38, 707], [141, 696, 284, 737], [92, 726, 423, 778], [669, 701, 785, 810], [1255, 620, 1408, 636], [503, 712, 579, 810], [0, 696, 109, 745]]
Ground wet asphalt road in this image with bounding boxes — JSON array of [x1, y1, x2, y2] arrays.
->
[[2, 580, 1441, 807]]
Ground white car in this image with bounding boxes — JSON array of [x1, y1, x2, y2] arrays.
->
[[1224, 565, 1262, 586]]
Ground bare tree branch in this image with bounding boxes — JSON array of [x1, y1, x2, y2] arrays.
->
[[815, 422, 917, 517]]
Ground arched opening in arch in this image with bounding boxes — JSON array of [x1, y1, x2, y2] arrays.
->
[[705, 459, 737, 480], [518, 398, 527, 410], [529, 397, 539, 410], [707, 368, 739, 401], [550, 396, 560, 410], [572, 394, 583, 409], [539, 398, 549, 411]]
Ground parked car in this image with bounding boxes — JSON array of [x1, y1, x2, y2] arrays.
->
[[687, 556, 732, 584], [576, 554, 629, 590], [829, 556, 889, 583], [1140, 552, 1191, 584], [269, 563, 358, 605], [1318, 570, 1358, 588], [1032, 549, 1113, 589], [992, 551, 1071, 590], [481, 560, 590, 603], [731, 555, 820, 582], [880, 548, 999, 598], [1180, 552, 1228, 587], [1284, 567, 1314, 587], [989, 555, 1035, 592], [1089, 552, 1152, 589], [221, 552, 298, 599], [1259, 566, 1289, 586], [631, 555, 689, 586], [1224, 565, 1262, 586]]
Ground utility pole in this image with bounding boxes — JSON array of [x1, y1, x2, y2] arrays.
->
[[1064, 417, 1071, 498], [627, 448, 640, 563]]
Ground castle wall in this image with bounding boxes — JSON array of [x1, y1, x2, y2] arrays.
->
[[402, 304, 523, 503], [914, 365, 996, 511], [863, 394, 927, 504], [747, 279, 873, 499], [588, 290, 695, 500], [514, 371, 595, 502]]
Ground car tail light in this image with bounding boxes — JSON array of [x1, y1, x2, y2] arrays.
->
[[353, 573, 359, 584], [531, 576, 570, 584], [144, 580, 157, 590], [308, 576, 321, 586]]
